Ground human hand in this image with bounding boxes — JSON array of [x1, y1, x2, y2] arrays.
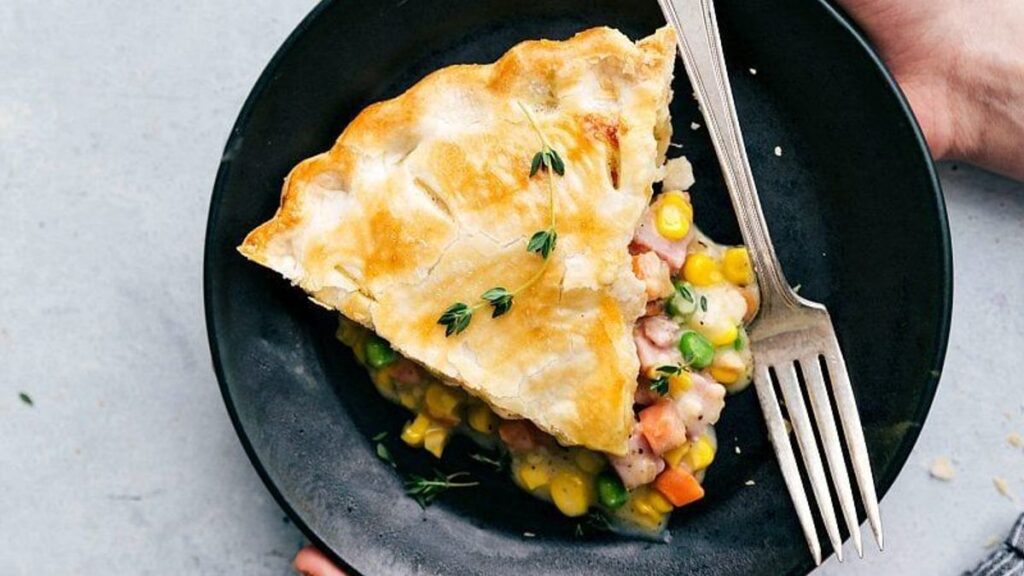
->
[[835, 0, 1024, 180], [293, 545, 348, 576]]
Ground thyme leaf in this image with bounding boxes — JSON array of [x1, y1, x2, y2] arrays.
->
[[404, 470, 479, 508]]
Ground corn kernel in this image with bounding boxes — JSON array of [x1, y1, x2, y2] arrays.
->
[[467, 403, 497, 434], [648, 490, 674, 514], [632, 497, 653, 517], [685, 436, 716, 472], [664, 443, 691, 469], [401, 413, 433, 447], [551, 470, 592, 517], [708, 324, 739, 347], [668, 371, 693, 397], [525, 451, 545, 466], [398, 390, 420, 410], [335, 319, 364, 349], [516, 461, 551, 491], [711, 349, 746, 386], [573, 450, 605, 474], [628, 488, 667, 528], [710, 364, 742, 385], [425, 383, 463, 424], [654, 193, 693, 241], [372, 369, 396, 398], [423, 426, 450, 458], [683, 253, 723, 286], [723, 247, 754, 285]]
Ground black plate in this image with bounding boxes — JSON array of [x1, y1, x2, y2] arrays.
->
[[204, 1, 952, 574]]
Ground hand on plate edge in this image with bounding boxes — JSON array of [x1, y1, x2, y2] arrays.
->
[[293, 545, 348, 576], [836, 0, 1024, 181]]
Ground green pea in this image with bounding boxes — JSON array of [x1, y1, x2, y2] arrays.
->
[[596, 472, 629, 509], [364, 335, 397, 368], [679, 330, 714, 369]]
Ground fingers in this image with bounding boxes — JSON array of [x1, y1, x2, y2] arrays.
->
[[293, 545, 348, 576]]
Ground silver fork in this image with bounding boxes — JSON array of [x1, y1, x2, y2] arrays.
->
[[657, 0, 883, 565]]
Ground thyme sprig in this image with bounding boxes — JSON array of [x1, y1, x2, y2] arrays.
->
[[438, 102, 565, 337], [404, 470, 480, 508], [469, 451, 507, 472], [649, 364, 682, 396]]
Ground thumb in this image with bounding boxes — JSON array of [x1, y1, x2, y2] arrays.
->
[[293, 545, 349, 576]]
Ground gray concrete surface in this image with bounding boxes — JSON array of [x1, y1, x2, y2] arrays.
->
[[0, 1, 1021, 574]]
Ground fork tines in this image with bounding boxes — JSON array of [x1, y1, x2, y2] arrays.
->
[[753, 329, 882, 565]]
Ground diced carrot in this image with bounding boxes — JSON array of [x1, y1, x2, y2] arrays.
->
[[639, 400, 688, 455], [740, 285, 760, 323], [654, 467, 705, 507]]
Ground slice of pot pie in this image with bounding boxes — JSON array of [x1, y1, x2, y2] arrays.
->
[[242, 25, 763, 532], [241, 26, 677, 455]]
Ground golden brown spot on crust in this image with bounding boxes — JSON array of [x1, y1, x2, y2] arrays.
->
[[364, 207, 422, 282], [429, 142, 526, 215], [574, 294, 631, 450]]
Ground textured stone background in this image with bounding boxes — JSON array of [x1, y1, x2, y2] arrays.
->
[[1, 1, 1021, 574]]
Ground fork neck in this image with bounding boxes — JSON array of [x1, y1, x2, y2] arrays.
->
[[662, 0, 798, 313]]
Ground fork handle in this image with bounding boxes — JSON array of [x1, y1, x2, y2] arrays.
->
[[659, 0, 795, 309]]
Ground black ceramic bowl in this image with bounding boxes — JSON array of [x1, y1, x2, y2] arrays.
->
[[204, 1, 952, 574]]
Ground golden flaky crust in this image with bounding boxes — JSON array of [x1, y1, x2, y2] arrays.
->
[[239, 27, 676, 455]]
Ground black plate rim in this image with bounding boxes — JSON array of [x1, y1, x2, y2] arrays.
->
[[202, 1, 953, 573]]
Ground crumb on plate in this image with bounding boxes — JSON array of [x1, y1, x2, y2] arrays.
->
[[1009, 432, 1023, 448], [929, 457, 955, 481], [994, 477, 1016, 501]]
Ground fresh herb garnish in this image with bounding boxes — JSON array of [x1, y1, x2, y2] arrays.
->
[[649, 364, 682, 396], [699, 295, 708, 312], [438, 302, 473, 336], [438, 102, 565, 336], [18, 392, 33, 406], [469, 452, 507, 471], [376, 442, 397, 468], [404, 470, 479, 508], [733, 330, 745, 350], [575, 510, 614, 538], [481, 287, 514, 318], [372, 431, 388, 442], [677, 282, 695, 304], [526, 229, 558, 260], [530, 147, 565, 177]]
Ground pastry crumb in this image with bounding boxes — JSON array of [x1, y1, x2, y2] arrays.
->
[[773, 146, 783, 157], [734, 446, 741, 454], [994, 477, 1016, 502], [690, 122, 701, 131], [745, 480, 756, 486], [1009, 433, 1023, 448], [929, 457, 955, 481], [749, 68, 757, 75]]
